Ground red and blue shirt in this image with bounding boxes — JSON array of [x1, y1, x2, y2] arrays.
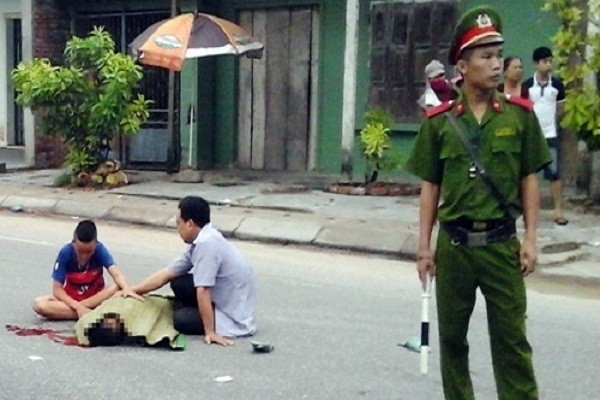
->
[[52, 242, 115, 301]]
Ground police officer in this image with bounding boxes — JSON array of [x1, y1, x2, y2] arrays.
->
[[405, 6, 551, 400]]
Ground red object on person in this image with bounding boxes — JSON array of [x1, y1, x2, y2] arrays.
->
[[63, 268, 105, 301]]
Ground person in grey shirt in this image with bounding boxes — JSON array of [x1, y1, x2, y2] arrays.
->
[[121, 196, 256, 346]]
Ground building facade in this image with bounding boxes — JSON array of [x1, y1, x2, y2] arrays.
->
[[1, 0, 559, 178]]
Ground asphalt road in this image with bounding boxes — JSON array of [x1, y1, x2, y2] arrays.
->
[[0, 211, 598, 400]]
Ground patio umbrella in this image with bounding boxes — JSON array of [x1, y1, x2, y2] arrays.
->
[[128, 11, 264, 171], [128, 12, 264, 71]]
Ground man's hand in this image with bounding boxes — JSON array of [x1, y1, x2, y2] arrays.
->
[[519, 237, 538, 276], [113, 288, 144, 301], [416, 249, 436, 289], [204, 331, 234, 346]]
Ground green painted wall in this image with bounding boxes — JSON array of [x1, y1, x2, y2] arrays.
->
[[314, 0, 346, 173]]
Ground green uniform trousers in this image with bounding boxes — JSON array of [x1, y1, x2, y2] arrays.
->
[[435, 228, 538, 400]]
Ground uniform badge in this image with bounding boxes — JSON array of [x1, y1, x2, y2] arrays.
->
[[495, 127, 516, 137], [476, 13, 492, 28]]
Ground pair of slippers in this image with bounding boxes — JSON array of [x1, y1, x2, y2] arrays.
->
[[554, 217, 569, 226]]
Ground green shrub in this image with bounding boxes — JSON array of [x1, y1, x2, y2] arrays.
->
[[359, 106, 403, 183], [12, 27, 152, 176]]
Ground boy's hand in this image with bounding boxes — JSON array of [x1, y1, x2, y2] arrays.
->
[[76, 305, 92, 318], [113, 289, 144, 301]]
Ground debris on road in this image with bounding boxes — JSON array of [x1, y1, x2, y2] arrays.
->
[[251, 340, 274, 353]]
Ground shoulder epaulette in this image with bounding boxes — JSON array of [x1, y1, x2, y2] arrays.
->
[[505, 95, 533, 112], [426, 101, 454, 118]]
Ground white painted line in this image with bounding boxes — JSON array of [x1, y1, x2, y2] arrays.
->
[[0, 236, 56, 246]]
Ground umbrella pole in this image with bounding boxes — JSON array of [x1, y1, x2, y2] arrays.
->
[[167, 71, 175, 174], [166, 0, 178, 174], [188, 60, 197, 168], [188, 104, 194, 167]]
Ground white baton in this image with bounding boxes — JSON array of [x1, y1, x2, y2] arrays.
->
[[420, 275, 432, 375]]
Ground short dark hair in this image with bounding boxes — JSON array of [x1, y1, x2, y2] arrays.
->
[[74, 220, 97, 243], [458, 47, 476, 62], [178, 196, 210, 227], [86, 313, 127, 347], [503, 56, 522, 72], [533, 46, 552, 62]]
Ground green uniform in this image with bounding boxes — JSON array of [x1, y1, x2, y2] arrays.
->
[[405, 91, 551, 400]]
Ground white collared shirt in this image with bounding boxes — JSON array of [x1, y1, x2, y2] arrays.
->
[[524, 74, 565, 139]]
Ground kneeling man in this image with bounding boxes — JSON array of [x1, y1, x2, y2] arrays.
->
[[123, 196, 256, 346]]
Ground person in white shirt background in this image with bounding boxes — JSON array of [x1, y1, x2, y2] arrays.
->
[[524, 46, 568, 225]]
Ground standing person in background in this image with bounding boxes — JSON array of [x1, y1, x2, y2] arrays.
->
[[417, 59, 456, 111], [405, 6, 550, 399], [499, 56, 529, 99], [524, 46, 568, 225]]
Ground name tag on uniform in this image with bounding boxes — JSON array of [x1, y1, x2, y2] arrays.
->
[[495, 127, 516, 137]]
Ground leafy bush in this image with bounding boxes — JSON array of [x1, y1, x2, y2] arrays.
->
[[359, 107, 403, 183], [12, 27, 152, 176], [543, 0, 600, 144]]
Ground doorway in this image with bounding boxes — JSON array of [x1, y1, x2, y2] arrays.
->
[[238, 7, 319, 171]]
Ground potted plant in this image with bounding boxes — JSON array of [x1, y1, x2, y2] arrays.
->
[[12, 27, 151, 187], [359, 106, 403, 193]]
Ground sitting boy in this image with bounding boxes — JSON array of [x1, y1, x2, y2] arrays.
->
[[32, 220, 141, 319]]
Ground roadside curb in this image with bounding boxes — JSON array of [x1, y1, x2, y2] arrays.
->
[[2, 180, 599, 285], [0, 188, 418, 259]]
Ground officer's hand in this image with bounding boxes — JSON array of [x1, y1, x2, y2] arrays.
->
[[204, 331, 234, 346], [416, 250, 436, 289], [519, 237, 537, 276]]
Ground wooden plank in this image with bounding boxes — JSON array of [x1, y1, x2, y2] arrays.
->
[[286, 8, 312, 171], [264, 9, 289, 170], [251, 11, 267, 170], [307, 7, 320, 171], [237, 11, 253, 169]]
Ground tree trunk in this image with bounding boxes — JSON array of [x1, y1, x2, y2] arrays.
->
[[563, 0, 589, 196]]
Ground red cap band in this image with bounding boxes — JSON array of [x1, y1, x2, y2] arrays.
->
[[454, 25, 501, 62]]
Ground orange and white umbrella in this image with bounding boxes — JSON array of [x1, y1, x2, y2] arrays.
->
[[129, 12, 264, 71]]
